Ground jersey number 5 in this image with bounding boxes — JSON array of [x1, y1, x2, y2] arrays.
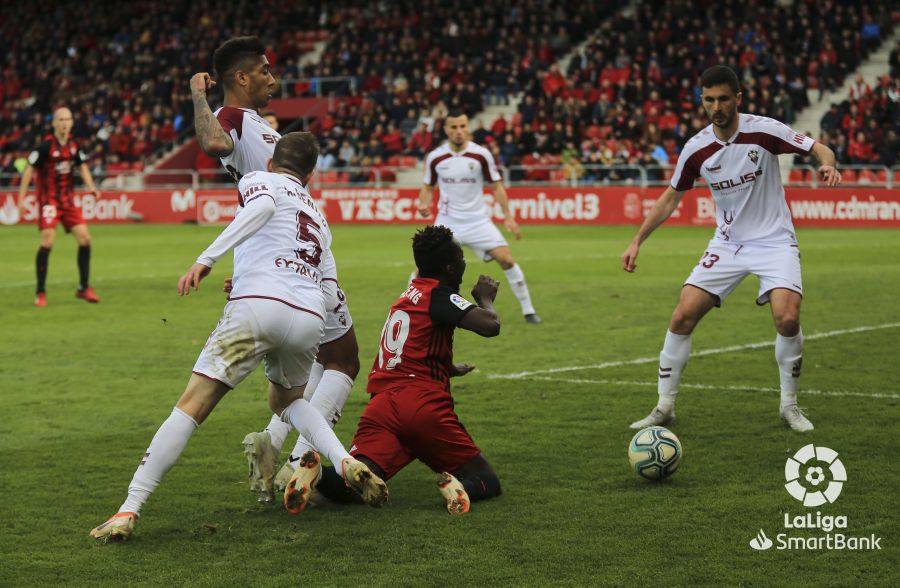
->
[[377, 310, 410, 370], [295, 211, 323, 266]]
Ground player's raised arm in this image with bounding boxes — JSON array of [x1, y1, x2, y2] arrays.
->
[[810, 141, 842, 187], [458, 275, 501, 337], [621, 186, 685, 273], [190, 72, 235, 158]]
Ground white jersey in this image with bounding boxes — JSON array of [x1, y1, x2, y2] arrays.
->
[[670, 113, 814, 245], [197, 171, 332, 318], [214, 106, 281, 182], [423, 141, 502, 221]]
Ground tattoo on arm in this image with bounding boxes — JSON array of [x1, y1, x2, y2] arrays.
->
[[193, 93, 234, 157]]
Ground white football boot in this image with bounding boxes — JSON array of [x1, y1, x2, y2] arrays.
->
[[90, 512, 137, 543], [436, 472, 470, 515], [341, 458, 389, 507], [781, 405, 814, 431], [629, 406, 675, 429], [242, 431, 279, 504], [283, 451, 322, 514]]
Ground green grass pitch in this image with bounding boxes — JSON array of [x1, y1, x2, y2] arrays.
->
[[1, 223, 897, 585]]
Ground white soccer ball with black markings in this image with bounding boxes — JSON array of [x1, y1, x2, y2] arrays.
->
[[628, 426, 683, 481]]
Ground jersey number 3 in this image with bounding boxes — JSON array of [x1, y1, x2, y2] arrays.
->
[[377, 310, 410, 370]]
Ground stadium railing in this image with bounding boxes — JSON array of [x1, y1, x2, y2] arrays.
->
[[2, 165, 895, 191]]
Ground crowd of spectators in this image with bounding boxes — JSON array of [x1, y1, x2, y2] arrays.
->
[[1, 0, 895, 187], [484, 0, 895, 182], [0, 1, 332, 183]]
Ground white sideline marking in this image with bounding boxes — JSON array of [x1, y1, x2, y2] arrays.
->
[[521, 376, 900, 400], [490, 322, 900, 379]]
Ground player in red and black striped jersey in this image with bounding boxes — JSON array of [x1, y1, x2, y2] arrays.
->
[[18, 107, 102, 306], [289, 226, 504, 515]]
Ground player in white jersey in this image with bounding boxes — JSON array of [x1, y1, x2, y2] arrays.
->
[[621, 66, 842, 432], [189, 37, 362, 504], [89, 134, 388, 542], [419, 111, 541, 323]]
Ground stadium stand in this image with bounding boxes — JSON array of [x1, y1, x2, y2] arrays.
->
[[0, 0, 895, 187]]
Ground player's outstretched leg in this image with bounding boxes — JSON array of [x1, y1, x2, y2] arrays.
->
[[489, 246, 540, 323], [275, 333, 358, 491], [770, 289, 812, 431], [91, 375, 228, 542], [247, 361, 325, 500], [283, 451, 322, 514], [631, 286, 715, 429], [274, 387, 388, 507]]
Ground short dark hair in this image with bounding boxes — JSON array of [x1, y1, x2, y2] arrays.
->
[[446, 109, 468, 120], [413, 225, 459, 277], [700, 65, 740, 94], [213, 36, 266, 85], [272, 132, 319, 178]]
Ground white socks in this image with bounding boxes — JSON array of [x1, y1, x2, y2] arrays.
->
[[262, 361, 326, 452], [281, 398, 350, 475], [775, 329, 803, 409], [303, 361, 326, 400], [287, 369, 353, 465], [264, 414, 292, 452], [119, 407, 198, 515], [503, 264, 535, 315], [657, 330, 692, 412]]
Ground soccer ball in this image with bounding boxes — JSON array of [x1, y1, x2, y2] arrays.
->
[[628, 426, 683, 481]]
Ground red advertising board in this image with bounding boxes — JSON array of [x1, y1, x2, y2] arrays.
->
[[2, 186, 898, 228]]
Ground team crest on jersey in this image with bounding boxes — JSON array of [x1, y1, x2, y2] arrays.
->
[[449, 294, 473, 310], [468, 162, 476, 171], [748, 150, 759, 164]]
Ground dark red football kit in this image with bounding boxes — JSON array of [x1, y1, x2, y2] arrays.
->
[[350, 277, 482, 478]]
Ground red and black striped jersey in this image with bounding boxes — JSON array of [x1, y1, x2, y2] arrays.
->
[[28, 135, 86, 205], [367, 277, 475, 394]]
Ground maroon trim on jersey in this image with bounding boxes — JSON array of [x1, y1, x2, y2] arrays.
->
[[463, 152, 494, 183], [733, 131, 809, 156], [217, 107, 245, 140], [192, 370, 234, 389], [428, 153, 453, 186], [227, 295, 324, 320], [674, 142, 723, 191]]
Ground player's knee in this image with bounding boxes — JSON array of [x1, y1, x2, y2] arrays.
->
[[495, 256, 515, 270], [775, 314, 800, 337], [669, 309, 697, 334], [321, 337, 360, 379]]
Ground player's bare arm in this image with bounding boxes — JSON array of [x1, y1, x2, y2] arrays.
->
[[177, 263, 212, 296], [810, 142, 842, 187], [418, 184, 434, 218], [490, 181, 521, 240], [17, 164, 33, 210], [79, 163, 101, 197], [622, 186, 684, 272], [191, 72, 235, 158], [459, 275, 501, 337]]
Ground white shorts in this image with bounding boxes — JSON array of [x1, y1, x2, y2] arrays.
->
[[435, 214, 508, 261], [322, 279, 353, 344], [684, 242, 803, 306], [193, 298, 324, 389]]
